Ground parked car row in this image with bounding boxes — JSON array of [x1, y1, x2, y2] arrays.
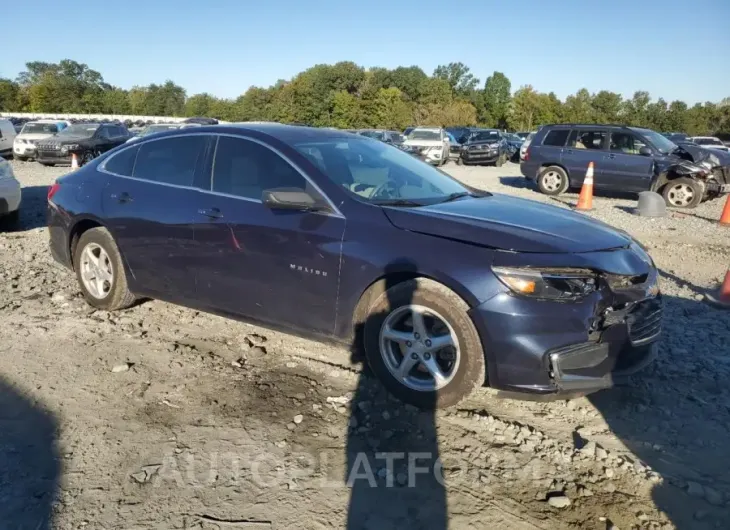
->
[[521, 123, 730, 208], [46, 123, 663, 408]]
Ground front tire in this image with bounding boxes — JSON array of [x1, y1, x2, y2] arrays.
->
[[495, 153, 505, 167], [537, 165, 569, 196], [662, 177, 703, 208], [73, 227, 137, 311], [363, 278, 486, 409]]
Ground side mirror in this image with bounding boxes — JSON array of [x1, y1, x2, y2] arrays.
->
[[639, 146, 653, 157], [262, 188, 327, 212]]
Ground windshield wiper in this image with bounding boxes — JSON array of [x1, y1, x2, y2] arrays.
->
[[438, 192, 473, 203], [372, 199, 424, 207]]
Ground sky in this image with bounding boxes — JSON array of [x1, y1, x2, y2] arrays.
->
[[3, 0, 729, 105]]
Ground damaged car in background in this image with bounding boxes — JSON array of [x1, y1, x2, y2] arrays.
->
[[521, 124, 730, 208], [36, 123, 131, 167]]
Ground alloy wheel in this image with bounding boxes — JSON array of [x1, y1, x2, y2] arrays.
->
[[379, 304, 460, 392], [80, 243, 114, 299], [542, 171, 563, 192], [666, 184, 695, 207]]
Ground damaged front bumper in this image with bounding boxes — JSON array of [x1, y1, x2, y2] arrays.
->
[[469, 245, 662, 395]]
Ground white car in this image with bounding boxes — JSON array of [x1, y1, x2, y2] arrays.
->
[[403, 127, 451, 165], [0, 119, 18, 159], [690, 136, 729, 152], [12, 120, 70, 160], [126, 122, 202, 143], [0, 157, 21, 226], [519, 131, 536, 161]]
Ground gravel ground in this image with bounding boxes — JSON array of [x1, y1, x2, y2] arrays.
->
[[1, 158, 729, 530]]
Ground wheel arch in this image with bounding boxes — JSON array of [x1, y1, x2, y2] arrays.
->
[[539, 162, 570, 179], [348, 269, 478, 344]]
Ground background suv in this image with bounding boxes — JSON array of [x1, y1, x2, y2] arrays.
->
[[521, 124, 730, 208]]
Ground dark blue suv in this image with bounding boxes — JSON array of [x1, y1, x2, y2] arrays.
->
[[521, 124, 730, 208], [48, 124, 661, 408]]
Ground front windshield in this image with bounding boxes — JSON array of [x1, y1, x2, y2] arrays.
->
[[633, 128, 677, 154], [21, 123, 59, 135], [58, 124, 100, 137], [409, 129, 441, 141], [470, 130, 501, 142], [294, 137, 468, 204], [142, 124, 182, 136]]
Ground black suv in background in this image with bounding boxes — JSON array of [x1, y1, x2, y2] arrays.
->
[[521, 124, 730, 208], [355, 129, 405, 145], [457, 129, 510, 167], [36, 123, 130, 166]]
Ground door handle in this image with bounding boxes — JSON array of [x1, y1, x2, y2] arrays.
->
[[564, 149, 573, 154], [606, 153, 616, 159], [111, 192, 133, 203], [198, 207, 223, 219]]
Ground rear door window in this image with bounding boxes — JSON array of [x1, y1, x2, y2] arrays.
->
[[569, 130, 607, 150], [134, 135, 208, 187], [542, 129, 570, 147], [104, 145, 139, 176]]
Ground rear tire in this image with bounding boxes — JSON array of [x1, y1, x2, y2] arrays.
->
[[73, 227, 137, 311], [661, 177, 703, 209], [363, 278, 486, 409], [456, 157, 463, 166], [537, 165, 569, 196]]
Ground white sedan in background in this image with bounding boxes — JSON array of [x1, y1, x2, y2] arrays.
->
[[690, 136, 729, 152], [0, 157, 21, 227]]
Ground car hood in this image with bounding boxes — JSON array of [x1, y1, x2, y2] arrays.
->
[[404, 139, 443, 148], [15, 133, 54, 142], [382, 194, 632, 253], [38, 135, 91, 146], [466, 140, 500, 147]]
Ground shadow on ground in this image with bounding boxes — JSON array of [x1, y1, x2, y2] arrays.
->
[[346, 262, 446, 529], [0, 376, 60, 529], [589, 292, 730, 529], [1, 185, 50, 232]]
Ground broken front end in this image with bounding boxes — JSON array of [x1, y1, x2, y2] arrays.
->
[[469, 242, 661, 394]]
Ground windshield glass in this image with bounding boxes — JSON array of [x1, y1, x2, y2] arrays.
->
[[470, 130, 501, 142], [694, 137, 722, 146], [21, 123, 59, 135], [633, 128, 677, 154], [58, 124, 100, 137], [409, 129, 441, 141], [294, 137, 468, 204], [358, 130, 383, 139], [142, 124, 182, 136]]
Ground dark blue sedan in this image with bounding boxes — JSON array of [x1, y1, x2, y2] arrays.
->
[[47, 124, 662, 408]]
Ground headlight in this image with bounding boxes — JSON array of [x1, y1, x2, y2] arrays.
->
[[492, 267, 598, 300]]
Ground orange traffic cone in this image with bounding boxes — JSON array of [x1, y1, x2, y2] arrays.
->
[[71, 153, 79, 169], [719, 194, 730, 227], [576, 162, 594, 211], [705, 270, 730, 310]]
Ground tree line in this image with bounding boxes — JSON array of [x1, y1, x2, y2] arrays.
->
[[1, 59, 729, 136]]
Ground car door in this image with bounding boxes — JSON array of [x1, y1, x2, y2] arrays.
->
[[604, 131, 654, 192], [561, 129, 609, 188], [101, 134, 213, 300], [93, 126, 116, 153], [193, 134, 346, 335]]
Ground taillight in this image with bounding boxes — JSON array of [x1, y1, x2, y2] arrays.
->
[[48, 182, 60, 201], [523, 147, 530, 161]]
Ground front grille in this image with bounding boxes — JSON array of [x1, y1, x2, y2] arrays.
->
[[628, 299, 662, 345]]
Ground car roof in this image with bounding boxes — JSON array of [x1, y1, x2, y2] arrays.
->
[[146, 123, 354, 144]]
